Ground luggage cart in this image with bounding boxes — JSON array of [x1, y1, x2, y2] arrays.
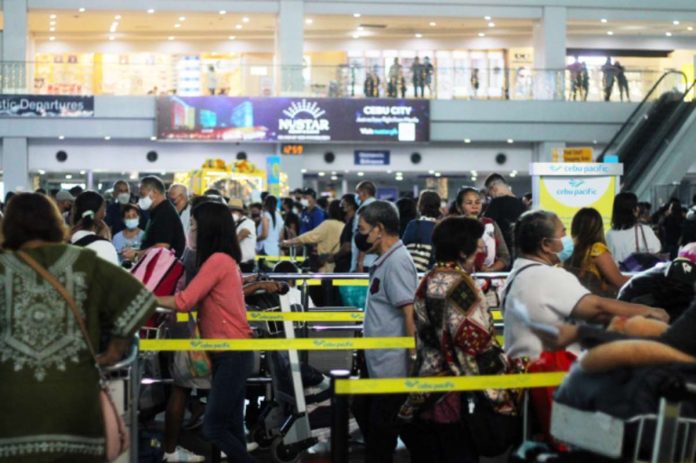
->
[[551, 383, 696, 463]]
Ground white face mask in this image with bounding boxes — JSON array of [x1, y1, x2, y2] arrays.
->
[[300, 199, 310, 208], [138, 194, 153, 211], [124, 218, 139, 230], [232, 212, 241, 222], [117, 193, 130, 205]]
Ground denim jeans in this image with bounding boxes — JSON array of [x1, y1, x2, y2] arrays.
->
[[203, 351, 254, 463]]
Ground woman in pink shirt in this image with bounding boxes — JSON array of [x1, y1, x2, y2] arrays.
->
[[158, 201, 254, 463]]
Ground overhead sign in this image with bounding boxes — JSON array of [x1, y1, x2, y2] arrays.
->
[[0, 94, 94, 117], [281, 144, 304, 155], [354, 150, 390, 166], [563, 147, 593, 163], [157, 96, 429, 143]]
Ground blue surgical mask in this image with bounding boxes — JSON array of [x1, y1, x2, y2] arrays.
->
[[355, 194, 362, 206], [124, 218, 139, 230], [555, 235, 574, 262]]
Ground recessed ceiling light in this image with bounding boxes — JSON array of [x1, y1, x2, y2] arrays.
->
[[168, 36, 175, 41], [50, 20, 56, 26], [104, 136, 111, 140], [478, 32, 486, 37], [484, 16, 492, 20], [49, 14, 56, 19], [79, 170, 86, 175], [228, 35, 236, 40], [415, 33, 423, 38], [49, 36, 55, 41], [235, 24, 243, 30], [318, 172, 326, 177], [607, 31, 614, 35], [242, 17, 250, 23], [114, 15, 121, 20], [306, 18, 313, 25], [357, 26, 364, 31], [179, 16, 186, 21], [58, 135, 65, 140], [507, 138, 514, 143], [219, 10, 227, 15], [150, 136, 157, 141], [38, 169, 46, 175], [428, 170, 435, 174], [666, 31, 673, 36], [673, 20, 680, 25], [357, 172, 365, 177], [78, 8, 86, 13], [488, 22, 495, 27], [49, 27, 55, 32], [688, 26, 694, 31], [434, 172, 442, 177], [301, 168, 307, 174], [429, 22, 437, 27], [147, 8, 155, 14], [174, 23, 181, 28], [109, 35, 115, 40], [464, 138, 471, 143], [601, 18, 608, 23], [353, 13, 361, 18], [66, 174, 72, 179], [352, 33, 360, 39]]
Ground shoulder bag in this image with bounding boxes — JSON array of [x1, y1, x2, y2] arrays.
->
[[16, 250, 130, 462], [620, 225, 668, 272], [405, 220, 434, 273]]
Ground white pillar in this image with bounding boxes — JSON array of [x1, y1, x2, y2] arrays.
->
[[275, 0, 305, 95], [2, 0, 28, 93], [532, 6, 566, 100], [280, 155, 304, 191], [3, 137, 30, 193]]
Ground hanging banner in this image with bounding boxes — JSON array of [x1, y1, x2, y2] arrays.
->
[[354, 150, 390, 166], [0, 94, 94, 117], [157, 96, 429, 142], [266, 155, 282, 197]]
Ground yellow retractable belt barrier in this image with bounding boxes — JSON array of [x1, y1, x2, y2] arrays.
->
[[334, 372, 567, 395], [255, 256, 305, 262], [140, 336, 415, 352], [176, 310, 502, 323]]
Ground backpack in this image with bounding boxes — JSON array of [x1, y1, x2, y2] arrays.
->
[[73, 234, 108, 247], [131, 247, 184, 297]]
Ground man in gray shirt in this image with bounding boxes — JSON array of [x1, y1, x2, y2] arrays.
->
[[352, 200, 418, 462]]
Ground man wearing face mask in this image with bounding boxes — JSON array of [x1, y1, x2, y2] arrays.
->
[[53, 189, 75, 224], [229, 198, 257, 273], [105, 180, 147, 235], [351, 181, 378, 273], [123, 176, 186, 261], [299, 188, 326, 234], [168, 183, 192, 238], [352, 200, 418, 463], [502, 210, 668, 363]]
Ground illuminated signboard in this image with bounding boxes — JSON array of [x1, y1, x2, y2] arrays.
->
[[157, 96, 429, 142]]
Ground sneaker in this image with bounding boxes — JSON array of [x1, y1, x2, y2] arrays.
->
[[304, 376, 331, 403], [162, 446, 205, 462], [218, 443, 258, 461]]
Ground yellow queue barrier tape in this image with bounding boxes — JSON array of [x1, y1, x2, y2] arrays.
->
[[256, 256, 305, 262], [176, 310, 504, 324], [140, 336, 415, 352], [335, 372, 567, 395]]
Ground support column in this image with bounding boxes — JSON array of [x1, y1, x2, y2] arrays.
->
[[280, 155, 304, 191], [2, 0, 29, 93], [275, 0, 305, 95], [3, 138, 30, 193], [532, 6, 567, 100]]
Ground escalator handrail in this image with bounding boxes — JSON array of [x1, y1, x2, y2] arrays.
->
[[598, 70, 688, 162]]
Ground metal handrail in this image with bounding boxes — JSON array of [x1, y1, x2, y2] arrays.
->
[[598, 70, 688, 162]]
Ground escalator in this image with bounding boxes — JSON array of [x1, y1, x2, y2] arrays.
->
[[598, 71, 696, 200]]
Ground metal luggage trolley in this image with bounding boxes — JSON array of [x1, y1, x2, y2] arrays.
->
[[551, 383, 696, 463]]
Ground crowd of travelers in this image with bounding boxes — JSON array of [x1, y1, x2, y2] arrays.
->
[[2, 171, 696, 463]]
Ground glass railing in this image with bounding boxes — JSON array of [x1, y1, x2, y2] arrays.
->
[[0, 61, 669, 102]]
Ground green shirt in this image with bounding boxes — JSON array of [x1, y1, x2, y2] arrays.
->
[[0, 244, 157, 462]]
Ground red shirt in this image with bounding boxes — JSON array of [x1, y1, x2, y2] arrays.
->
[[175, 252, 252, 339]]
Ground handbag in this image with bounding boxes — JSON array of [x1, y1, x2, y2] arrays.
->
[[620, 225, 668, 272], [187, 314, 212, 378], [16, 251, 130, 462]]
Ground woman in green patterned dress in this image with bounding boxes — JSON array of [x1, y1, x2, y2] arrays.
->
[[0, 193, 157, 463]]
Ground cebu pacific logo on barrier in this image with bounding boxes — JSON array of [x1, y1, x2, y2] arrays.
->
[[279, 99, 330, 135]]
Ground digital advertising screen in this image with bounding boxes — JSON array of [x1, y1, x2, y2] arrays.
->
[[156, 96, 429, 143]]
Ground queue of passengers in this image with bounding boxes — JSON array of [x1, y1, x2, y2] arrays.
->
[[2, 172, 696, 463]]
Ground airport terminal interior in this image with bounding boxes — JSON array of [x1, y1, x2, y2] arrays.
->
[[1, 0, 696, 462]]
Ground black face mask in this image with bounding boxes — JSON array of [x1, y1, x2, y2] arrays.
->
[[354, 230, 373, 252]]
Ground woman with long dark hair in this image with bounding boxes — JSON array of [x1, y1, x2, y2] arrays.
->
[[257, 195, 284, 257], [606, 192, 661, 264], [70, 191, 119, 264], [565, 207, 628, 296], [158, 201, 254, 463]]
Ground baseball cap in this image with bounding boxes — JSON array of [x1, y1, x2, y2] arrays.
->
[[55, 190, 75, 202]]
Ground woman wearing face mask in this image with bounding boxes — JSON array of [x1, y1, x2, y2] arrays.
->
[[112, 204, 145, 265], [398, 216, 519, 462], [564, 208, 629, 297], [502, 210, 668, 362], [455, 187, 511, 271]]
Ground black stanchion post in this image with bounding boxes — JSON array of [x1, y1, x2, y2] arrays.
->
[[211, 445, 221, 463], [330, 369, 351, 463]]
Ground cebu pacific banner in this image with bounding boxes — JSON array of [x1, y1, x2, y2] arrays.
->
[[156, 96, 429, 143], [532, 163, 623, 232], [0, 94, 94, 117]]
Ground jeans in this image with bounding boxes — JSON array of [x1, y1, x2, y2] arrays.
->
[[203, 351, 254, 463]]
